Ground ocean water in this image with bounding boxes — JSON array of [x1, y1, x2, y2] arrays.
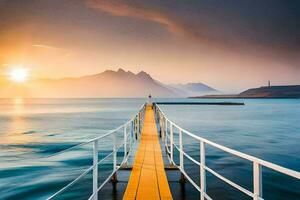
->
[[159, 98, 300, 200], [0, 98, 145, 200], [0, 98, 299, 200]]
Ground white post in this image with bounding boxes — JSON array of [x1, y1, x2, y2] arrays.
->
[[135, 117, 138, 139], [163, 117, 168, 139], [170, 123, 173, 164], [136, 115, 139, 135], [159, 115, 162, 136], [131, 121, 135, 140], [253, 162, 262, 200], [110, 131, 118, 183], [93, 140, 98, 200], [200, 141, 206, 200], [160, 115, 164, 138], [165, 118, 168, 147], [179, 129, 183, 170], [134, 118, 137, 140], [138, 113, 140, 134], [129, 123, 132, 149], [124, 126, 127, 161], [113, 132, 117, 171]]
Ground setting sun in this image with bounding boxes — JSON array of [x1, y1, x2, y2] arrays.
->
[[9, 68, 29, 83]]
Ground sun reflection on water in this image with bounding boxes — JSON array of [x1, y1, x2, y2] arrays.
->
[[2, 98, 39, 144]]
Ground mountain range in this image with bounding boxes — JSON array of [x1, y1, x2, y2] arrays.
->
[[0, 68, 217, 98]]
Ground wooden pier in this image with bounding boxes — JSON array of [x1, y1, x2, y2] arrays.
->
[[47, 102, 300, 200], [123, 105, 172, 200]]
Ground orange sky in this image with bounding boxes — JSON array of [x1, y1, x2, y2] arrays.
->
[[1, 0, 299, 92]]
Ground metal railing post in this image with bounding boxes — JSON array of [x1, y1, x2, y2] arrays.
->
[[200, 141, 206, 200], [179, 129, 183, 170], [111, 132, 118, 183], [164, 117, 167, 139], [93, 140, 98, 200], [170, 123, 173, 164], [134, 118, 137, 140], [160, 115, 164, 138], [131, 121, 135, 140], [253, 162, 262, 200], [140, 112, 142, 133], [159, 115, 162, 137], [139, 113, 141, 133], [129, 123, 132, 148], [113, 132, 117, 171], [124, 126, 127, 160], [137, 114, 140, 134], [165, 118, 168, 147], [163, 117, 166, 138]]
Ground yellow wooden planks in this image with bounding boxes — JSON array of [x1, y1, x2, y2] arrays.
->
[[123, 105, 172, 200]]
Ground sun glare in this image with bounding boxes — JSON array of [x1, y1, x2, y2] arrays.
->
[[9, 68, 29, 83]]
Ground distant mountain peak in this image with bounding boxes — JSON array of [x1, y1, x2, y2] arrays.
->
[[117, 68, 126, 73], [137, 70, 152, 80], [102, 68, 133, 77], [102, 69, 114, 74], [137, 70, 147, 75]]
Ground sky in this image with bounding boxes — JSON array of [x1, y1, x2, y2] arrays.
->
[[0, 0, 300, 92]]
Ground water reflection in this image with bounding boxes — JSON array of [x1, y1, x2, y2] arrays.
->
[[2, 98, 38, 144]]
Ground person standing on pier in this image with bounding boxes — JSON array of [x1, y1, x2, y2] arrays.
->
[[148, 94, 152, 105]]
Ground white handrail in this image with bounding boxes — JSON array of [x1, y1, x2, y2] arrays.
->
[[46, 103, 146, 200], [154, 103, 300, 200]]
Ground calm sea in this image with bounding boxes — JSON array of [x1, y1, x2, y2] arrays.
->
[[0, 98, 299, 200]]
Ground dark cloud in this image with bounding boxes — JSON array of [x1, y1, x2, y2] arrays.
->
[[1, 0, 300, 52], [86, 0, 209, 43], [87, 0, 300, 53]]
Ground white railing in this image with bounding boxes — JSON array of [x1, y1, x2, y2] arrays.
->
[[46, 104, 146, 200], [154, 103, 300, 200]]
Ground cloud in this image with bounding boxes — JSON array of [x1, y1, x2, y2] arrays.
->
[[32, 44, 72, 56], [86, 1, 294, 55], [32, 44, 62, 50], [86, 0, 206, 42]]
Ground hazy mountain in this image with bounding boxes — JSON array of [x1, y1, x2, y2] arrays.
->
[[0, 68, 218, 98], [0, 68, 177, 98], [171, 82, 217, 96]]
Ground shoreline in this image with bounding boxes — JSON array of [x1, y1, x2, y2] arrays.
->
[[189, 96, 300, 99]]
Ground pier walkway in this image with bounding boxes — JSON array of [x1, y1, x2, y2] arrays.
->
[[47, 102, 300, 200], [123, 105, 172, 200]]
